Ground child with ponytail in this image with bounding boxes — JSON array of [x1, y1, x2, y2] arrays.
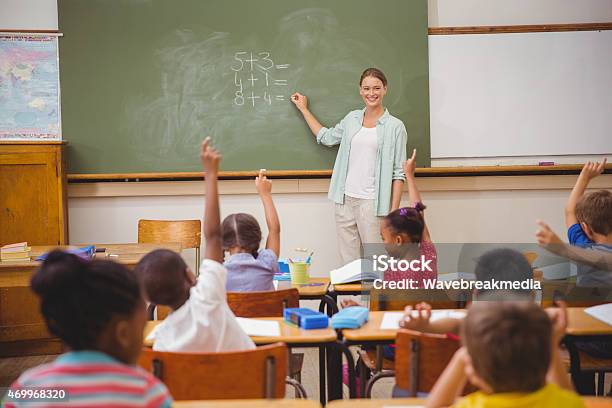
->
[[4, 251, 172, 408], [381, 149, 437, 286]]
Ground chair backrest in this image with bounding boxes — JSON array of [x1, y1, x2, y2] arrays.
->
[[369, 288, 462, 311], [227, 288, 299, 317], [523, 251, 539, 266], [395, 328, 467, 396], [139, 343, 287, 400], [138, 219, 201, 250]]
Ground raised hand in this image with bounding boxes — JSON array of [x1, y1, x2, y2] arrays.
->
[[255, 168, 272, 196], [403, 149, 417, 179], [579, 158, 607, 181], [200, 137, 221, 174], [535, 220, 563, 247]]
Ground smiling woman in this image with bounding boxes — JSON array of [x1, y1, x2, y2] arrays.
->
[[291, 68, 408, 264]]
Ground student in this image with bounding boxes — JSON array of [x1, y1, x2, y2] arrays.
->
[[223, 168, 280, 292], [382, 149, 437, 286], [339, 151, 436, 380], [139, 138, 254, 352], [565, 159, 612, 286], [536, 220, 612, 272], [425, 301, 583, 408], [343, 149, 437, 309], [4, 251, 172, 408], [399, 248, 534, 334]]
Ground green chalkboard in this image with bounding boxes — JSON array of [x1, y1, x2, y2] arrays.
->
[[58, 0, 430, 174]]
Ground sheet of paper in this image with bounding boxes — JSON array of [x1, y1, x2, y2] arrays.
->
[[380, 312, 405, 329], [430, 310, 467, 321], [236, 317, 281, 337], [584, 303, 612, 326], [379, 310, 466, 330]]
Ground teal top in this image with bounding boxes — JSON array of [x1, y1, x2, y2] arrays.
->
[[317, 108, 407, 216]]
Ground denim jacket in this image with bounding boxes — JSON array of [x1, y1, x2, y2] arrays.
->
[[317, 108, 407, 216]]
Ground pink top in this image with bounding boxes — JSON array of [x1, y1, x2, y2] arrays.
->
[[383, 241, 438, 287]]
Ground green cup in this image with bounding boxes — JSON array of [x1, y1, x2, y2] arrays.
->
[[289, 262, 309, 284]]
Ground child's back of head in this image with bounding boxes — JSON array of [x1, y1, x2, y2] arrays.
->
[[474, 248, 533, 297], [222, 213, 262, 257], [135, 249, 193, 310], [383, 203, 426, 244], [462, 301, 551, 393], [576, 189, 612, 241], [7, 250, 172, 406], [31, 250, 143, 361]]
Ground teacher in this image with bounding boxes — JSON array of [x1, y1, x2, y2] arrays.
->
[[291, 68, 407, 264]]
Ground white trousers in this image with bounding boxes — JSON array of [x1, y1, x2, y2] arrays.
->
[[334, 196, 383, 265]]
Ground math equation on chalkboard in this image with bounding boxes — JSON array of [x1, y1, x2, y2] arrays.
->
[[231, 51, 290, 107]]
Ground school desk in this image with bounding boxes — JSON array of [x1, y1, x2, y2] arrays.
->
[[583, 397, 612, 408], [326, 397, 612, 408], [0, 243, 182, 357], [174, 400, 321, 408], [327, 399, 425, 407], [143, 317, 344, 405], [330, 283, 368, 296], [277, 277, 338, 315], [564, 307, 612, 395]]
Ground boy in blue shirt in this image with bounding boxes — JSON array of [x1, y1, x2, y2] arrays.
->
[[564, 158, 611, 394], [565, 159, 611, 286]]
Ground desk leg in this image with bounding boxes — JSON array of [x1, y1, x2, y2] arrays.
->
[[319, 345, 326, 405], [338, 341, 357, 398], [326, 343, 343, 401], [326, 341, 358, 402], [319, 295, 339, 317]]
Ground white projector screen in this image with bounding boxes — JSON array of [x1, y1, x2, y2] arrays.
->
[[429, 30, 612, 159]]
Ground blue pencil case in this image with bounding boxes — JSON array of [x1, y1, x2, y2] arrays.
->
[[284, 308, 329, 329], [331, 306, 369, 329], [273, 272, 291, 281], [36, 245, 96, 261]]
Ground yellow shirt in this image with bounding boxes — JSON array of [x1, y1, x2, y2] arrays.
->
[[453, 383, 584, 408]]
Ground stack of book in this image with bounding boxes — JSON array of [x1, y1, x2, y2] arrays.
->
[[1, 242, 31, 262]]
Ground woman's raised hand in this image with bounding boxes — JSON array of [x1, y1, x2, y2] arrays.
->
[[290, 92, 308, 112]]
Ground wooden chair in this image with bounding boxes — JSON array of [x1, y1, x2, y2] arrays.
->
[[560, 348, 612, 396], [226, 288, 305, 397], [227, 288, 300, 317], [395, 328, 474, 397], [138, 219, 202, 274], [358, 288, 464, 397], [139, 343, 287, 400], [523, 251, 543, 281]]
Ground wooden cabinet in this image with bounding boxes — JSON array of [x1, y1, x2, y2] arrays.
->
[[0, 141, 68, 356], [0, 142, 68, 246]]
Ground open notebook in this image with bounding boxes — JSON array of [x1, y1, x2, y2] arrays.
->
[[330, 259, 380, 285], [380, 310, 467, 330]]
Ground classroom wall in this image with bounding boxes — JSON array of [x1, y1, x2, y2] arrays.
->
[[427, 0, 612, 26], [4, 0, 612, 275], [0, 0, 58, 30], [67, 175, 612, 276]]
